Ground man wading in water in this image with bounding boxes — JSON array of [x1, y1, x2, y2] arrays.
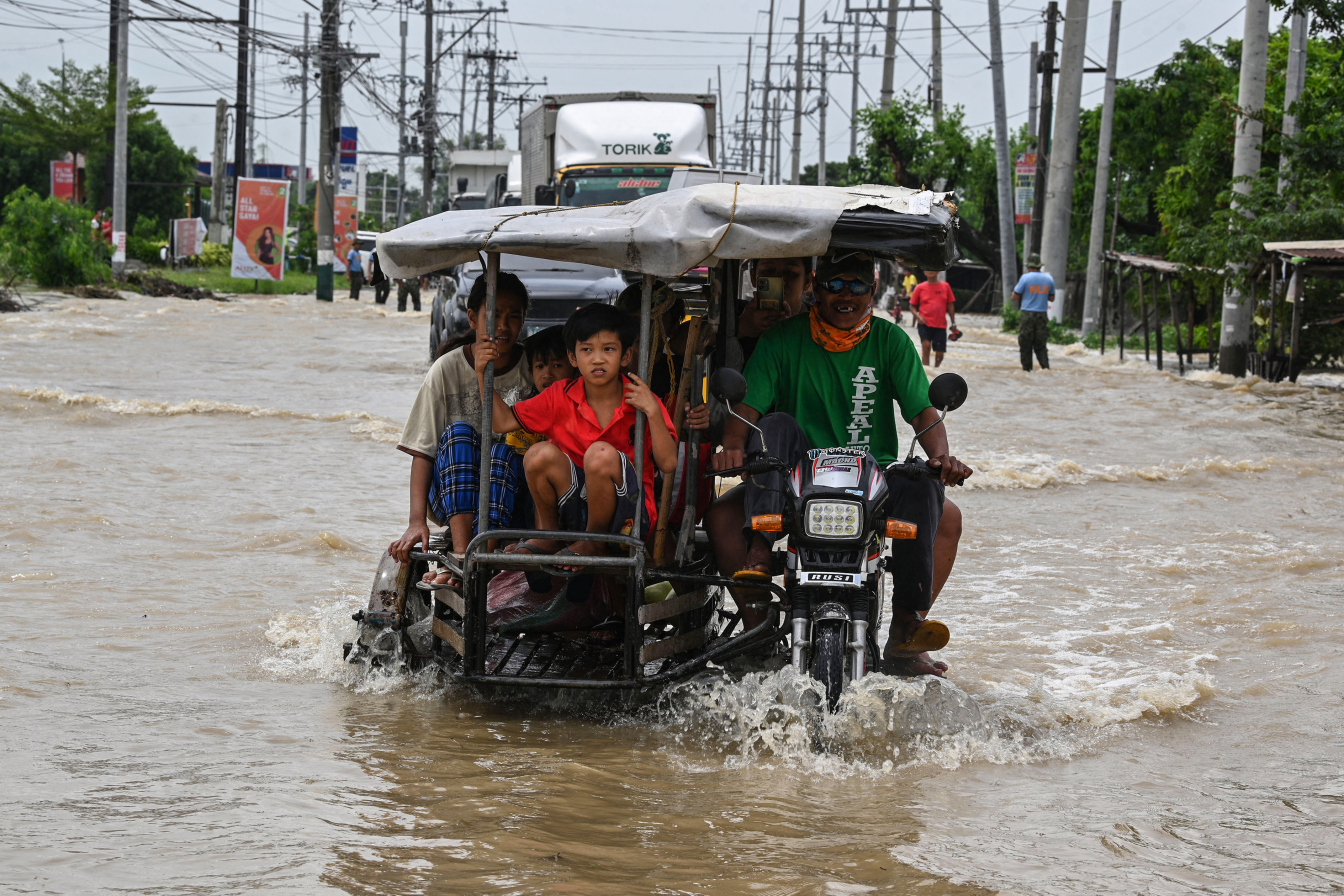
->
[[712, 250, 972, 677]]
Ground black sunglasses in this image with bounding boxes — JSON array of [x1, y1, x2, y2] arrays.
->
[[819, 278, 873, 296]]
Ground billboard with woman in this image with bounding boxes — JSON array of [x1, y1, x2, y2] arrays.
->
[[230, 178, 289, 281]]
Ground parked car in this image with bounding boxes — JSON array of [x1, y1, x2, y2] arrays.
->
[[428, 253, 626, 360]]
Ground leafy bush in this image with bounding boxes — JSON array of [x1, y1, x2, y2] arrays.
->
[[126, 213, 165, 265], [0, 186, 105, 286], [198, 241, 230, 267]]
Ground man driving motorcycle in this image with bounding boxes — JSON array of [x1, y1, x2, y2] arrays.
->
[[712, 250, 973, 677]]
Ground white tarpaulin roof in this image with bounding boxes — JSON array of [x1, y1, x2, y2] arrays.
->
[[376, 183, 957, 279]]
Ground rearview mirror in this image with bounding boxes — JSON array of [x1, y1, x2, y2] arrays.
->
[[709, 367, 747, 406], [563, 179, 576, 199], [928, 372, 968, 413]]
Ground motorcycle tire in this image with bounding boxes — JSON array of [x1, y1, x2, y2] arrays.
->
[[811, 620, 849, 712]]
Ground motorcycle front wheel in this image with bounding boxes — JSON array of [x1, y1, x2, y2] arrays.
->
[[810, 620, 849, 711]]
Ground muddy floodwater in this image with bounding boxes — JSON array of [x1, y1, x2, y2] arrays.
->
[[3, 291, 1344, 895]]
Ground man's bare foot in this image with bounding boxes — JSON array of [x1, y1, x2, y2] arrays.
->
[[505, 538, 562, 555], [882, 652, 948, 677]]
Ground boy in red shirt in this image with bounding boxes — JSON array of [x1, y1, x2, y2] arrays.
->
[[909, 269, 957, 367], [474, 302, 678, 572]]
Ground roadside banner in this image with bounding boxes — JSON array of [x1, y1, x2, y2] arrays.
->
[[230, 177, 289, 280], [171, 217, 208, 258], [333, 195, 358, 273], [50, 161, 75, 202], [339, 126, 358, 195], [1014, 153, 1036, 225]]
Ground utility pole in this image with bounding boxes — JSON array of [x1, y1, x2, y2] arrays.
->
[[316, 0, 338, 301], [930, 1, 943, 122], [1219, 0, 1270, 376], [987, 0, 1016, 307], [469, 45, 518, 149], [247, 0, 257, 175], [744, 37, 754, 170], [1027, 41, 1038, 141], [396, 13, 408, 225], [422, 0, 435, 216], [791, 0, 805, 184], [850, 17, 860, 157], [1029, 2, 1057, 257], [1278, 9, 1308, 201], [1039, 0, 1088, 324], [110, 0, 128, 280], [1023, 39, 1038, 270], [209, 98, 228, 243], [234, 0, 249, 229], [297, 14, 309, 208], [772, 93, 782, 185], [105, 0, 118, 212], [1081, 1, 1122, 337], [762, 0, 775, 177], [818, 36, 827, 186], [880, 1, 897, 107], [717, 65, 727, 166]]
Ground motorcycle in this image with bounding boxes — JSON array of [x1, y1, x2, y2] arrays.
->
[[707, 367, 969, 710]]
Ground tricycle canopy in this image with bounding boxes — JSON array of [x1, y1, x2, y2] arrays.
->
[[375, 183, 959, 280]]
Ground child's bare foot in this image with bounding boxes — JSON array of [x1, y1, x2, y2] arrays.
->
[[421, 568, 461, 589]]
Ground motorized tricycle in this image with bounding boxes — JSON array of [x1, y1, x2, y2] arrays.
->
[[349, 181, 962, 708]]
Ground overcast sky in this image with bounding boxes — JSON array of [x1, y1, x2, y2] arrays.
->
[[5, 0, 1253, 178]]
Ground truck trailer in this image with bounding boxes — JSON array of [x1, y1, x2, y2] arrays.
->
[[520, 92, 717, 206]]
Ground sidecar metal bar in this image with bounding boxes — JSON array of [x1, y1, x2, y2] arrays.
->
[[410, 550, 463, 581], [626, 272, 653, 680], [476, 251, 499, 543]]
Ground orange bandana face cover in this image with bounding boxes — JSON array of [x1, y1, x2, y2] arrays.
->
[[809, 303, 872, 352]]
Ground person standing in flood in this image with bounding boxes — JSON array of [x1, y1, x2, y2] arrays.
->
[[909, 269, 956, 368], [346, 244, 364, 301], [1012, 253, 1054, 371]]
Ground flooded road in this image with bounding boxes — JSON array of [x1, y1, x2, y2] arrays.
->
[[3, 291, 1343, 895]]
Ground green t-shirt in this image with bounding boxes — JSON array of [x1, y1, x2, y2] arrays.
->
[[742, 315, 931, 464]]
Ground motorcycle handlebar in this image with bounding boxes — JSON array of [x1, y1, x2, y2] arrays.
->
[[707, 455, 788, 478]]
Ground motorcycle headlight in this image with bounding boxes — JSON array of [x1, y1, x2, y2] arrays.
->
[[805, 500, 862, 538]]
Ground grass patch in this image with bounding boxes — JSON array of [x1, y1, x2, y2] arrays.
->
[[160, 266, 320, 296]]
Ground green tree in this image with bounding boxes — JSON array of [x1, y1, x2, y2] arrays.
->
[[0, 186, 105, 286], [0, 62, 194, 228]]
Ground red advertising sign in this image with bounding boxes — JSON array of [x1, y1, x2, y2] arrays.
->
[[1014, 153, 1037, 225], [230, 178, 289, 281], [333, 195, 358, 273], [50, 161, 75, 202]]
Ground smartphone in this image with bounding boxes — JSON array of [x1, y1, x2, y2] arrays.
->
[[755, 275, 784, 310]]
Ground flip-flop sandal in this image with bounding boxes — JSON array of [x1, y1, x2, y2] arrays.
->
[[504, 541, 559, 593], [732, 567, 772, 585], [421, 569, 462, 589], [538, 546, 597, 579], [586, 615, 624, 645], [886, 619, 950, 654]]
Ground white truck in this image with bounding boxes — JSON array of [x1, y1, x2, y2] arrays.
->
[[521, 92, 719, 207]]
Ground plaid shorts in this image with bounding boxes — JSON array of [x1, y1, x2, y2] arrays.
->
[[428, 421, 527, 534]]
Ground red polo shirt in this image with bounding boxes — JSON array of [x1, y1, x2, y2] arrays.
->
[[512, 376, 676, 528], [910, 280, 955, 329]]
